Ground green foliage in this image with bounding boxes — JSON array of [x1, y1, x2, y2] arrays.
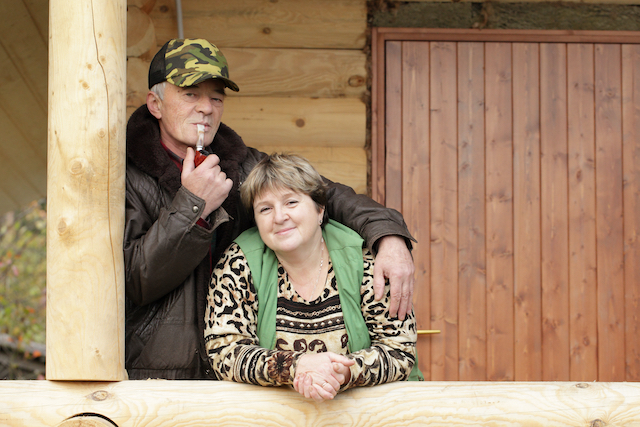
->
[[0, 199, 47, 352]]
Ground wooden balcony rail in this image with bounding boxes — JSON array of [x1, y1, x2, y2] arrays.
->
[[1, 380, 639, 426]]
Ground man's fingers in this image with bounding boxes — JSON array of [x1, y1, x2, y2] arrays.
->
[[182, 147, 195, 174], [372, 262, 386, 301]]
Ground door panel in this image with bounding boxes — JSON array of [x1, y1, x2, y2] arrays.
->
[[372, 29, 640, 381]]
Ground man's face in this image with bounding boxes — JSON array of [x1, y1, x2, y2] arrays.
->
[[149, 79, 225, 157]]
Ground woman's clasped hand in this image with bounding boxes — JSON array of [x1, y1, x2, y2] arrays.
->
[[293, 352, 354, 401]]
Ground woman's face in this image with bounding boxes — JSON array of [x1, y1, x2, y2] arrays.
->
[[253, 186, 324, 257]]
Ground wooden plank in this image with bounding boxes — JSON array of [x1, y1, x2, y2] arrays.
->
[[0, 41, 47, 169], [539, 43, 570, 381], [0, 0, 48, 111], [22, 0, 48, 42], [0, 132, 43, 208], [594, 43, 625, 382], [47, 0, 126, 380], [485, 42, 515, 381], [222, 97, 365, 149], [372, 28, 640, 45], [385, 41, 403, 211], [371, 28, 386, 203], [199, 47, 365, 98], [3, 380, 640, 427], [401, 41, 431, 379], [622, 43, 640, 381], [0, 0, 48, 208], [429, 41, 459, 381], [151, 0, 367, 49], [253, 145, 366, 195], [457, 41, 487, 381], [567, 43, 598, 381], [512, 42, 542, 381]]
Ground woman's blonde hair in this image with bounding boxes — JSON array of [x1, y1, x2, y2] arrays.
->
[[240, 153, 327, 220]]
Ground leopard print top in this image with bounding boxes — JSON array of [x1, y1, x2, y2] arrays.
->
[[204, 243, 417, 389]]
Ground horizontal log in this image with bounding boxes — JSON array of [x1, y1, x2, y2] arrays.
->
[[2, 381, 639, 426], [253, 145, 366, 194], [222, 97, 366, 148], [223, 48, 366, 98], [127, 47, 366, 99], [150, 0, 366, 49]]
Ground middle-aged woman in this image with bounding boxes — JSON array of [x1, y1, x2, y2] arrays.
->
[[204, 153, 422, 401]]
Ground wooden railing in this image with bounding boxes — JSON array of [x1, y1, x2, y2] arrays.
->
[[2, 380, 640, 426]]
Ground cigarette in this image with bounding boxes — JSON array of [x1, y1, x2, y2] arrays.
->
[[196, 124, 205, 151]]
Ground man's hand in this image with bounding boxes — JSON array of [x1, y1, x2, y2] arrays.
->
[[373, 235, 415, 320], [181, 147, 233, 219]]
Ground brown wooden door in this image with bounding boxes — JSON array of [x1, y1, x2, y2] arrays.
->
[[372, 29, 640, 381]]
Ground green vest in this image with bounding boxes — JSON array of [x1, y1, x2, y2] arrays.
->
[[234, 220, 423, 381]]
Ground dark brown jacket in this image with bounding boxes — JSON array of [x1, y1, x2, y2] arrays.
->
[[124, 105, 414, 379]]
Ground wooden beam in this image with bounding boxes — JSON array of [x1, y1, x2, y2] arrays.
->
[[253, 145, 367, 195], [46, 0, 127, 380], [222, 97, 366, 148], [223, 48, 366, 98], [1, 380, 639, 426], [150, 0, 366, 49]]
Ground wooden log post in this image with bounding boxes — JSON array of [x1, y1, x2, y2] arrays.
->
[[46, 0, 127, 380]]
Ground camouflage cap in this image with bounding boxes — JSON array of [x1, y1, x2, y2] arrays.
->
[[148, 38, 239, 91]]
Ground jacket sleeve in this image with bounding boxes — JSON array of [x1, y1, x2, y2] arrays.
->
[[323, 178, 416, 254], [123, 169, 229, 306]]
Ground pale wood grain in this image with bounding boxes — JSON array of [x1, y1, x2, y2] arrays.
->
[[222, 97, 365, 149], [253, 145, 366, 195], [223, 47, 366, 98], [151, 0, 366, 49], [47, 0, 127, 381], [2, 381, 640, 427], [126, 6, 156, 58]]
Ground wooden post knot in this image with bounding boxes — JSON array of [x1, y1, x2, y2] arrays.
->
[[90, 390, 110, 401]]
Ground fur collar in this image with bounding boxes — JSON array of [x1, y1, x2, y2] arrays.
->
[[126, 104, 249, 198]]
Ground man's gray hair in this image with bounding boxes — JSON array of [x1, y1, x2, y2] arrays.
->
[[150, 81, 167, 100]]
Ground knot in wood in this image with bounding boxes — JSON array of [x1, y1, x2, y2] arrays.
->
[[590, 419, 606, 427], [575, 383, 589, 389], [90, 390, 109, 401], [295, 119, 305, 128], [262, 27, 271, 34], [348, 75, 365, 87]]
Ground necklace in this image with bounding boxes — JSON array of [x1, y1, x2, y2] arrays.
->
[[310, 238, 325, 298]]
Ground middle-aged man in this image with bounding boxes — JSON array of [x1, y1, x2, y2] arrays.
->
[[123, 38, 417, 379]]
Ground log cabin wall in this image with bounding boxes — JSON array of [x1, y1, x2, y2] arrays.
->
[[373, 28, 640, 382], [126, 0, 368, 194]]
